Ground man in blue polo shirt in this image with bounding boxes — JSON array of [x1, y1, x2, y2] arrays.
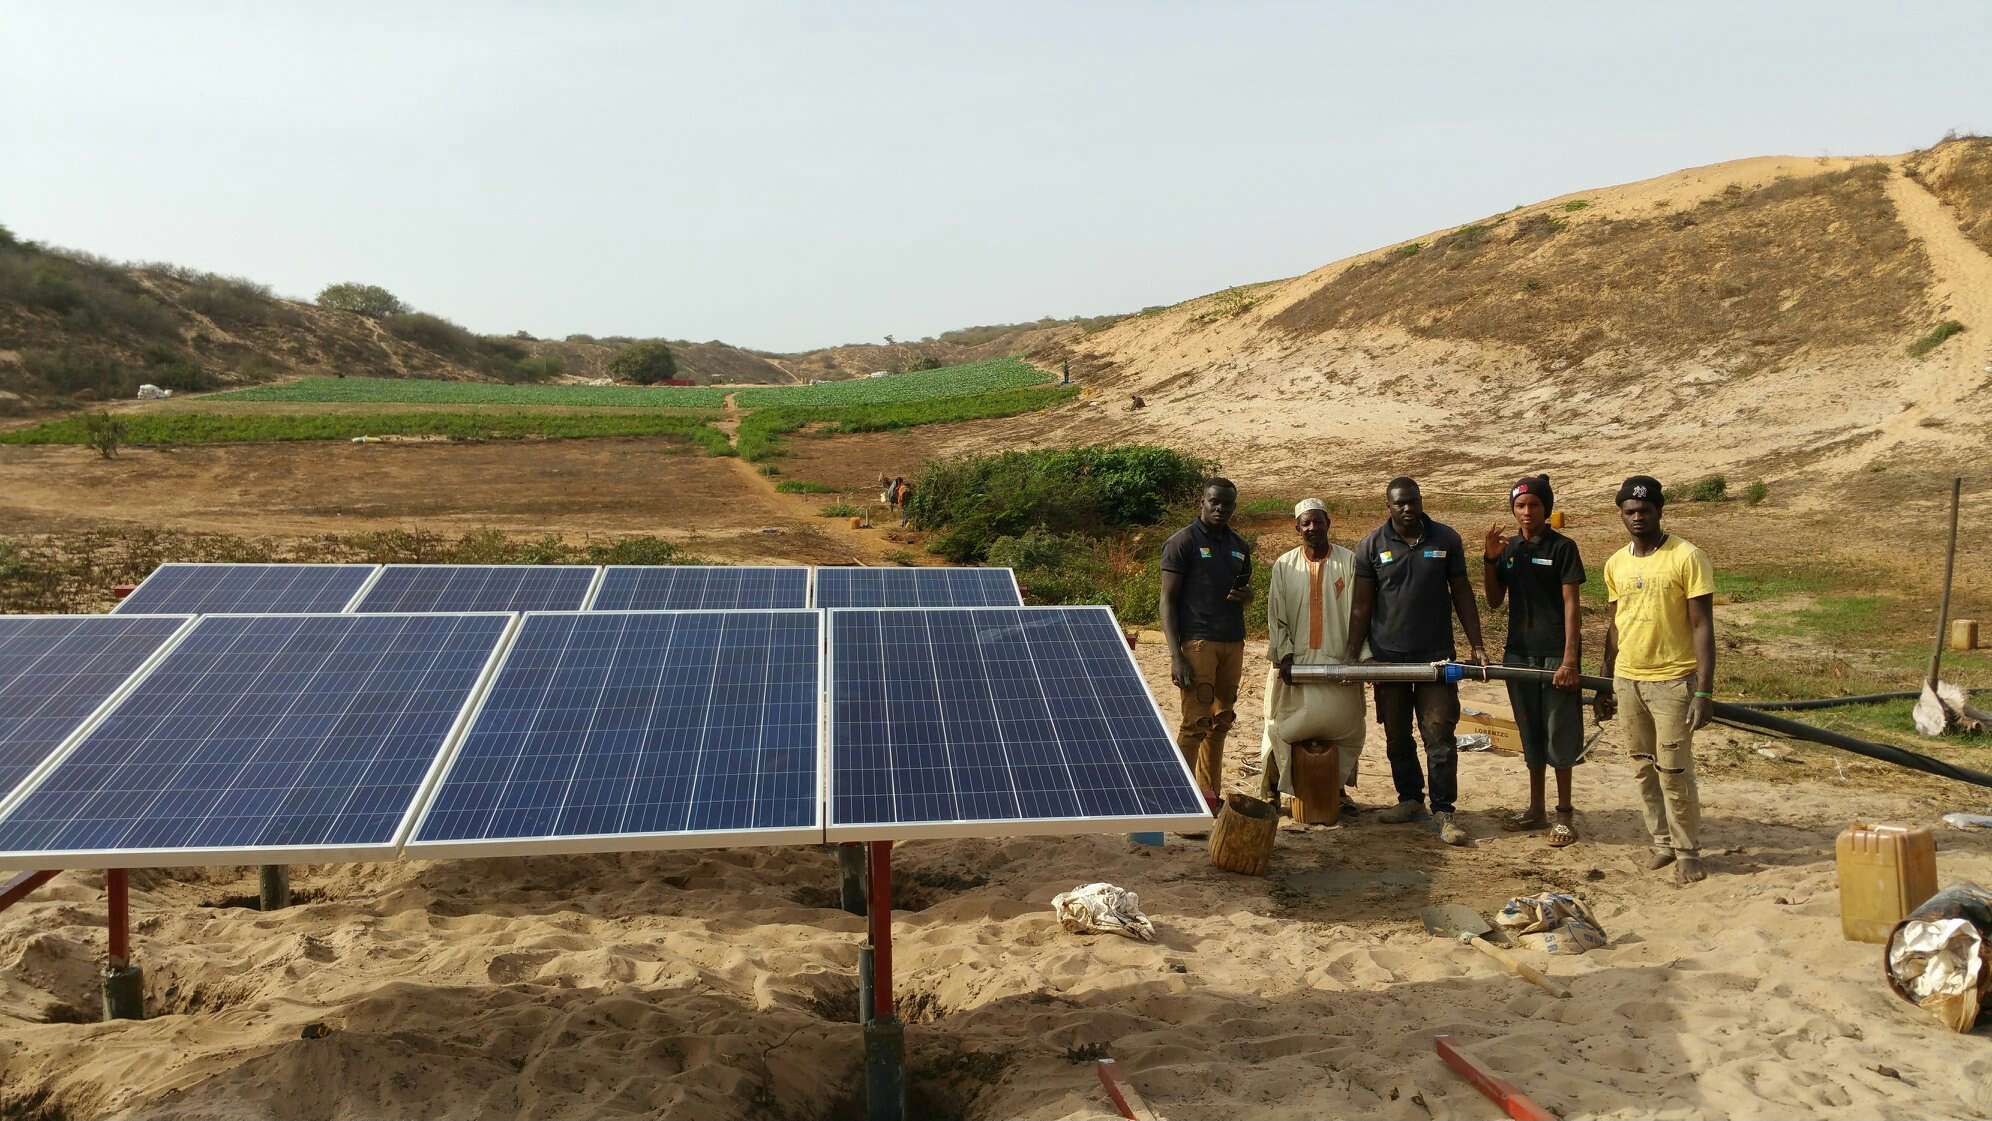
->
[[1347, 476, 1487, 845]]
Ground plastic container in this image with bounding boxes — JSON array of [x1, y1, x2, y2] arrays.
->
[[1837, 822, 1937, 943]]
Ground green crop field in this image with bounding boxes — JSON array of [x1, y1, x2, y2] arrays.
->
[[219, 377, 731, 408], [0, 411, 732, 453], [732, 357, 1050, 407]]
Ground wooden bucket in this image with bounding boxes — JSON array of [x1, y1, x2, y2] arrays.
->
[[1954, 619, 1980, 652], [1289, 740, 1341, 826], [1208, 793, 1277, 876]]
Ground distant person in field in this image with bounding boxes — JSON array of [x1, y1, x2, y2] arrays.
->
[[879, 475, 896, 506], [1596, 475, 1716, 884], [1160, 478, 1253, 804], [893, 477, 914, 525], [1260, 498, 1365, 813], [1347, 476, 1486, 846], [1482, 474, 1586, 848]]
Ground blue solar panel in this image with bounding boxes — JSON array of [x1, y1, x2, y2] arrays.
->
[[0, 615, 193, 805], [814, 567, 1021, 608], [409, 610, 820, 856], [826, 606, 1206, 840], [353, 565, 598, 613], [589, 566, 810, 610], [0, 613, 513, 868], [114, 564, 377, 615]]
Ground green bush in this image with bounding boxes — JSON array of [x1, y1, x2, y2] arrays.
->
[[820, 503, 861, 518], [1907, 319, 1965, 357], [317, 282, 406, 318], [775, 479, 837, 494], [385, 311, 479, 356], [82, 412, 127, 459], [609, 341, 679, 384], [909, 445, 1210, 562], [1742, 481, 1769, 506], [1683, 475, 1728, 502]]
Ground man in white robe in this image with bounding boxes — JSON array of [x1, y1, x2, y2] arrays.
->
[[1260, 498, 1367, 808]]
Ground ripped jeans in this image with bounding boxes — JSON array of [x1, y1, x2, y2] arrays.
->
[[1616, 675, 1701, 856]]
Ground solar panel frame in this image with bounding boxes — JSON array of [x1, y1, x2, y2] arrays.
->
[[0, 614, 199, 816], [0, 612, 522, 870], [111, 563, 381, 615], [813, 566, 1023, 609], [349, 564, 605, 614], [585, 566, 814, 611], [822, 605, 1209, 842], [402, 609, 826, 859]]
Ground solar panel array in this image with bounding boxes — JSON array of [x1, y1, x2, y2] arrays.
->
[[826, 607, 1205, 839], [0, 615, 192, 805], [815, 566, 1021, 608], [410, 611, 820, 857], [114, 563, 377, 615], [0, 613, 512, 867], [0, 563, 1205, 867], [589, 566, 810, 611], [354, 565, 600, 613]]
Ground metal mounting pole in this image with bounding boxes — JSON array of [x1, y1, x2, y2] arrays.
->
[[1929, 477, 1963, 695], [102, 869, 142, 1020], [837, 842, 868, 917], [863, 841, 905, 1121], [260, 864, 291, 911]]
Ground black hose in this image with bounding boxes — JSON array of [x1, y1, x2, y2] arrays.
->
[[1451, 663, 1992, 791], [1732, 689, 1984, 712]]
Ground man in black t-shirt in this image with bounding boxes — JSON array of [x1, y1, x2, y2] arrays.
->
[[1483, 474, 1587, 848], [1346, 476, 1486, 846], [1159, 478, 1253, 801]]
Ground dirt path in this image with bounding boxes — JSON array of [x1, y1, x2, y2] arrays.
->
[[720, 455, 902, 566], [1852, 165, 1992, 462]]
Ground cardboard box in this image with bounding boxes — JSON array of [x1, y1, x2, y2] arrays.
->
[[1456, 681, 1522, 755]]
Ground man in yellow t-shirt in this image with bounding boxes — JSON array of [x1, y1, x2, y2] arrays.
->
[[1597, 474, 1717, 884]]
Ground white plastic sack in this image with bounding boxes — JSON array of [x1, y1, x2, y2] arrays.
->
[[1495, 892, 1607, 955], [1051, 882, 1156, 942]]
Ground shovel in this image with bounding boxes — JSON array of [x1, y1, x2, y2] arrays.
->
[[1419, 903, 1569, 999]]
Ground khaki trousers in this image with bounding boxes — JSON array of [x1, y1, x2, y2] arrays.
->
[[1617, 675, 1701, 855], [1176, 638, 1244, 795]]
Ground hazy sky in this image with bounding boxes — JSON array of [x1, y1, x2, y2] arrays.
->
[[6, 2, 1988, 351]]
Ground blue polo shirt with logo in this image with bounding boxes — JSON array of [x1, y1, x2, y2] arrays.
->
[[1353, 515, 1467, 662]]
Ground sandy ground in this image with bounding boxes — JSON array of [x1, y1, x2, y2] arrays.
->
[[4, 635, 1991, 1120]]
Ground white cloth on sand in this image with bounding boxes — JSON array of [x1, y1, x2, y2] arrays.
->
[[1051, 883, 1156, 942]]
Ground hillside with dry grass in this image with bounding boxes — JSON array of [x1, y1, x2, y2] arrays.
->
[[1032, 141, 1992, 497], [0, 229, 1113, 415]]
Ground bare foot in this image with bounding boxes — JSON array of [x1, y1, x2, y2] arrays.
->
[[1646, 849, 1676, 871], [1675, 856, 1707, 883]]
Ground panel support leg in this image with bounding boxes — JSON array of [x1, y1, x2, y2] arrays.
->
[[837, 842, 868, 917], [864, 841, 904, 1121], [260, 864, 290, 911], [102, 869, 142, 1021]]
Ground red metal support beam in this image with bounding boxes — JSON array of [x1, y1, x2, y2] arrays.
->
[[106, 869, 130, 968], [866, 840, 892, 1021], [1, 869, 59, 912], [111, 584, 137, 601]]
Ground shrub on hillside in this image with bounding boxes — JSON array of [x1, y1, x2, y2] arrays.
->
[[384, 311, 478, 355], [180, 273, 295, 326], [507, 354, 565, 382], [1683, 475, 1728, 502], [1742, 481, 1769, 506], [608, 341, 678, 384], [22, 349, 138, 398], [910, 445, 1210, 562], [317, 282, 406, 318]]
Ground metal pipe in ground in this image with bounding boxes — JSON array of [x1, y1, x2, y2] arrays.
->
[[864, 841, 905, 1121], [1929, 476, 1963, 696], [102, 869, 142, 1021], [260, 864, 291, 911], [837, 842, 868, 917]]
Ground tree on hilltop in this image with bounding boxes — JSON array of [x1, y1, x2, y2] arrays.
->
[[609, 341, 678, 384], [316, 282, 406, 318]]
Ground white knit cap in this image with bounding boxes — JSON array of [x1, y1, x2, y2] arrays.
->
[[1293, 498, 1328, 518]]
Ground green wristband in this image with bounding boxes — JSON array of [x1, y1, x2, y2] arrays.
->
[[1694, 690, 1713, 698]]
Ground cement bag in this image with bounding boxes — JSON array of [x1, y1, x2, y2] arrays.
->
[[1496, 892, 1607, 955], [1887, 882, 1992, 1032], [1272, 677, 1364, 744]]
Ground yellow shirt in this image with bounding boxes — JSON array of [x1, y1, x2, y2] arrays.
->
[[1605, 535, 1715, 681]]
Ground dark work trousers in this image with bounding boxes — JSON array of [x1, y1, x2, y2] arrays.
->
[[1373, 680, 1461, 813]]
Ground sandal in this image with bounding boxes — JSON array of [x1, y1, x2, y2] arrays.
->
[[1500, 812, 1550, 833], [1548, 823, 1577, 848]]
